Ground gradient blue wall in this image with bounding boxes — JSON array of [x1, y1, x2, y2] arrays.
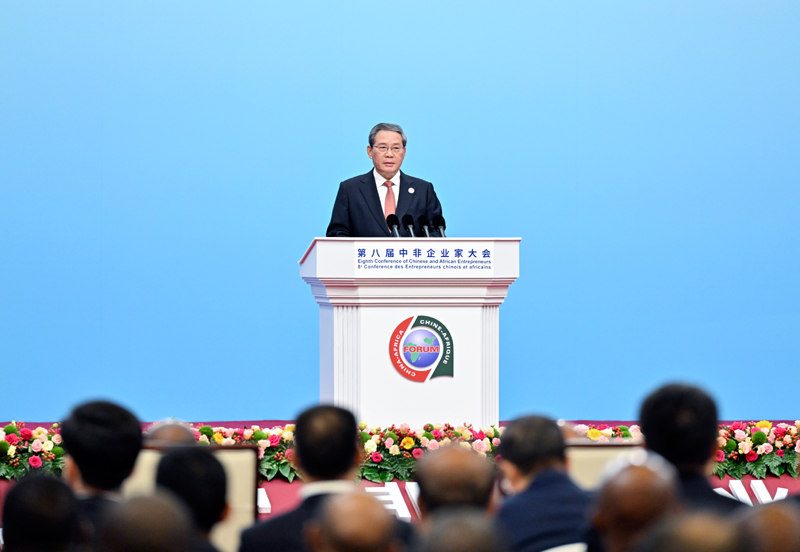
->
[[2, 1, 798, 423]]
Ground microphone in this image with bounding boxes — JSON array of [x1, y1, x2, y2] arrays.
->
[[402, 214, 417, 238], [432, 215, 447, 238], [418, 215, 432, 238], [386, 214, 401, 238]]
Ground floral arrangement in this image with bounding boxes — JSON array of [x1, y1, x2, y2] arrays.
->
[[0, 422, 65, 479], [572, 423, 642, 442]]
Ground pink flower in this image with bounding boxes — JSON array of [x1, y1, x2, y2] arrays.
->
[[472, 440, 487, 453], [384, 437, 394, 448], [734, 430, 747, 442], [399, 424, 410, 433], [30, 440, 43, 453], [412, 448, 424, 459], [730, 422, 747, 432], [472, 430, 486, 440], [258, 448, 265, 459], [715, 450, 725, 462], [795, 441, 800, 453], [716, 437, 727, 448], [597, 436, 610, 444], [597, 424, 609, 431], [432, 430, 443, 439], [191, 428, 201, 440], [285, 449, 295, 463], [52, 434, 63, 445], [268, 433, 282, 447], [5, 434, 19, 445], [492, 438, 501, 447], [757, 443, 773, 455], [224, 428, 236, 438], [20, 428, 33, 441], [427, 440, 440, 451], [371, 452, 383, 463], [28, 456, 42, 468], [746, 451, 758, 462], [774, 427, 788, 439], [777, 450, 785, 458]]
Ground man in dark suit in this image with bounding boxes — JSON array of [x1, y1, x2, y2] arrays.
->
[[326, 123, 443, 237], [496, 415, 592, 552], [239, 405, 413, 552], [639, 383, 744, 515]]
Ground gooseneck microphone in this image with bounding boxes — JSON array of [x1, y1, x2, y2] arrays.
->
[[418, 215, 432, 238], [386, 214, 401, 238], [432, 214, 447, 238], [401, 214, 417, 238]]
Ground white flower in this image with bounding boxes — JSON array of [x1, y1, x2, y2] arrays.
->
[[573, 424, 589, 436], [282, 431, 294, 442], [600, 428, 614, 438], [221, 438, 236, 446], [460, 441, 472, 450], [441, 437, 452, 446], [42, 441, 54, 452], [258, 439, 269, 449], [371, 434, 381, 443], [483, 427, 495, 438], [8, 446, 16, 457], [364, 440, 377, 454], [434, 424, 443, 431], [389, 445, 400, 455], [251, 425, 261, 431], [415, 429, 425, 439]]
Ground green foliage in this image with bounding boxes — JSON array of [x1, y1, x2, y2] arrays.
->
[[252, 431, 268, 441], [52, 446, 64, 457], [752, 431, 768, 446], [360, 432, 371, 443], [4, 425, 19, 436], [0, 441, 9, 455], [199, 426, 214, 438], [724, 439, 737, 453]]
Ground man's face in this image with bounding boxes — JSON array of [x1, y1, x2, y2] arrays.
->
[[367, 130, 406, 179]]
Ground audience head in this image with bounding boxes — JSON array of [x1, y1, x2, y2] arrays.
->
[[306, 492, 398, 552], [639, 383, 719, 471], [636, 513, 744, 552], [593, 450, 681, 552], [2, 475, 81, 552], [96, 493, 192, 552], [496, 415, 565, 493], [145, 421, 196, 446], [294, 405, 360, 481], [415, 508, 509, 552], [738, 502, 800, 552], [61, 400, 143, 491], [156, 446, 227, 534], [414, 445, 494, 517]]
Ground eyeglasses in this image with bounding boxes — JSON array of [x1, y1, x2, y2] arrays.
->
[[373, 145, 405, 154]]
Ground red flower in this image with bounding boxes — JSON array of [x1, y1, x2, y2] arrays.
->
[[774, 427, 787, 439], [777, 450, 785, 458], [412, 448, 424, 460], [597, 424, 609, 431], [715, 450, 725, 462], [5, 434, 19, 445], [20, 428, 33, 441], [745, 451, 758, 462], [268, 434, 281, 447], [285, 449, 295, 462], [730, 422, 747, 432], [28, 456, 43, 469], [371, 452, 383, 463]]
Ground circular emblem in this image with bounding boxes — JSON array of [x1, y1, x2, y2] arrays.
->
[[388, 316, 454, 383]]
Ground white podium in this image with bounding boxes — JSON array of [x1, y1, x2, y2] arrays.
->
[[299, 238, 520, 427]]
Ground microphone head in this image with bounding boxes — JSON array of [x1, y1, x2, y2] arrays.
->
[[401, 214, 416, 228], [386, 214, 400, 228], [432, 215, 446, 229], [417, 214, 431, 228]]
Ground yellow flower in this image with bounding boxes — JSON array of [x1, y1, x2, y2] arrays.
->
[[282, 431, 294, 442], [284, 424, 296, 432], [755, 421, 773, 430], [401, 437, 415, 450], [213, 432, 224, 444], [586, 429, 602, 441]]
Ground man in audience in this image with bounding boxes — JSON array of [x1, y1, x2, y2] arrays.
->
[[96, 494, 193, 552], [239, 405, 412, 552], [414, 446, 495, 521], [495, 415, 592, 552], [415, 508, 510, 552], [60, 400, 144, 534], [306, 492, 400, 552], [2, 475, 82, 552], [738, 502, 800, 552], [592, 451, 682, 552], [635, 513, 744, 552], [157, 447, 228, 552], [639, 383, 743, 514], [145, 420, 196, 445]]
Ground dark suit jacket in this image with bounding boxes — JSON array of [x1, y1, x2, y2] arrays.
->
[[678, 471, 744, 514], [326, 170, 443, 237], [239, 493, 414, 552], [496, 469, 593, 552]]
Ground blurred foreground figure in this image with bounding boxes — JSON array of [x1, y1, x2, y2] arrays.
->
[[592, 451, 682, 552], [738, 502, 800, 552], [2, 476, 82, 552], [306, 492, 400, 552], [635, 513, 744, 552], [415, 508, 509, 552], [145, 421, 196, 446], [496, 415, 592, 552], [414, 445, 495, 520], [157, 447, 228, 552], [96, 494, 192, 552], [639, 383, 742, 514]]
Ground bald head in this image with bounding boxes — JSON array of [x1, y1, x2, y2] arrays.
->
[[637, 513, 744, 552], [306, 492, 398, 552], [415, 446, 494, 517], [739, 502, 800, 552], [97, 493, 193, 552], [594, 462, 681, 552], [145, 422, 196, 446]]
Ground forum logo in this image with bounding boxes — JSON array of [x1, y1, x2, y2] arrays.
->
[[389, 316, 454, 382]]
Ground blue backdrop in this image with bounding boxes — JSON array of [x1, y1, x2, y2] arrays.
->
[[2, 1, 798, 423]]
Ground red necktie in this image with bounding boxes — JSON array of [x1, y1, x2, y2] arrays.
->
[[384, 181, 396, 219]]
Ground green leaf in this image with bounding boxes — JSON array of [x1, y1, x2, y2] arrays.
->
[[764, 454, 784, 471], [279, 463, 292, 479], [725, 460, 745, 480], [287, 471, 295, 483], [380, 470, 395, 483], [266, 466, 279, 480], [712, 463, 726, 480]]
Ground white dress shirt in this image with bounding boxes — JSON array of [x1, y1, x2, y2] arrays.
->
[[374, 169, 401, 214]]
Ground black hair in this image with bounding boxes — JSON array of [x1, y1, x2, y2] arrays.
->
[[61, 400, 143, 490], [294, 405, 358, 479], [496, 415, 565, 475], [156, 447, 227, 533], [639, 383, 718, 469], [2, 475, 81, 552]]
